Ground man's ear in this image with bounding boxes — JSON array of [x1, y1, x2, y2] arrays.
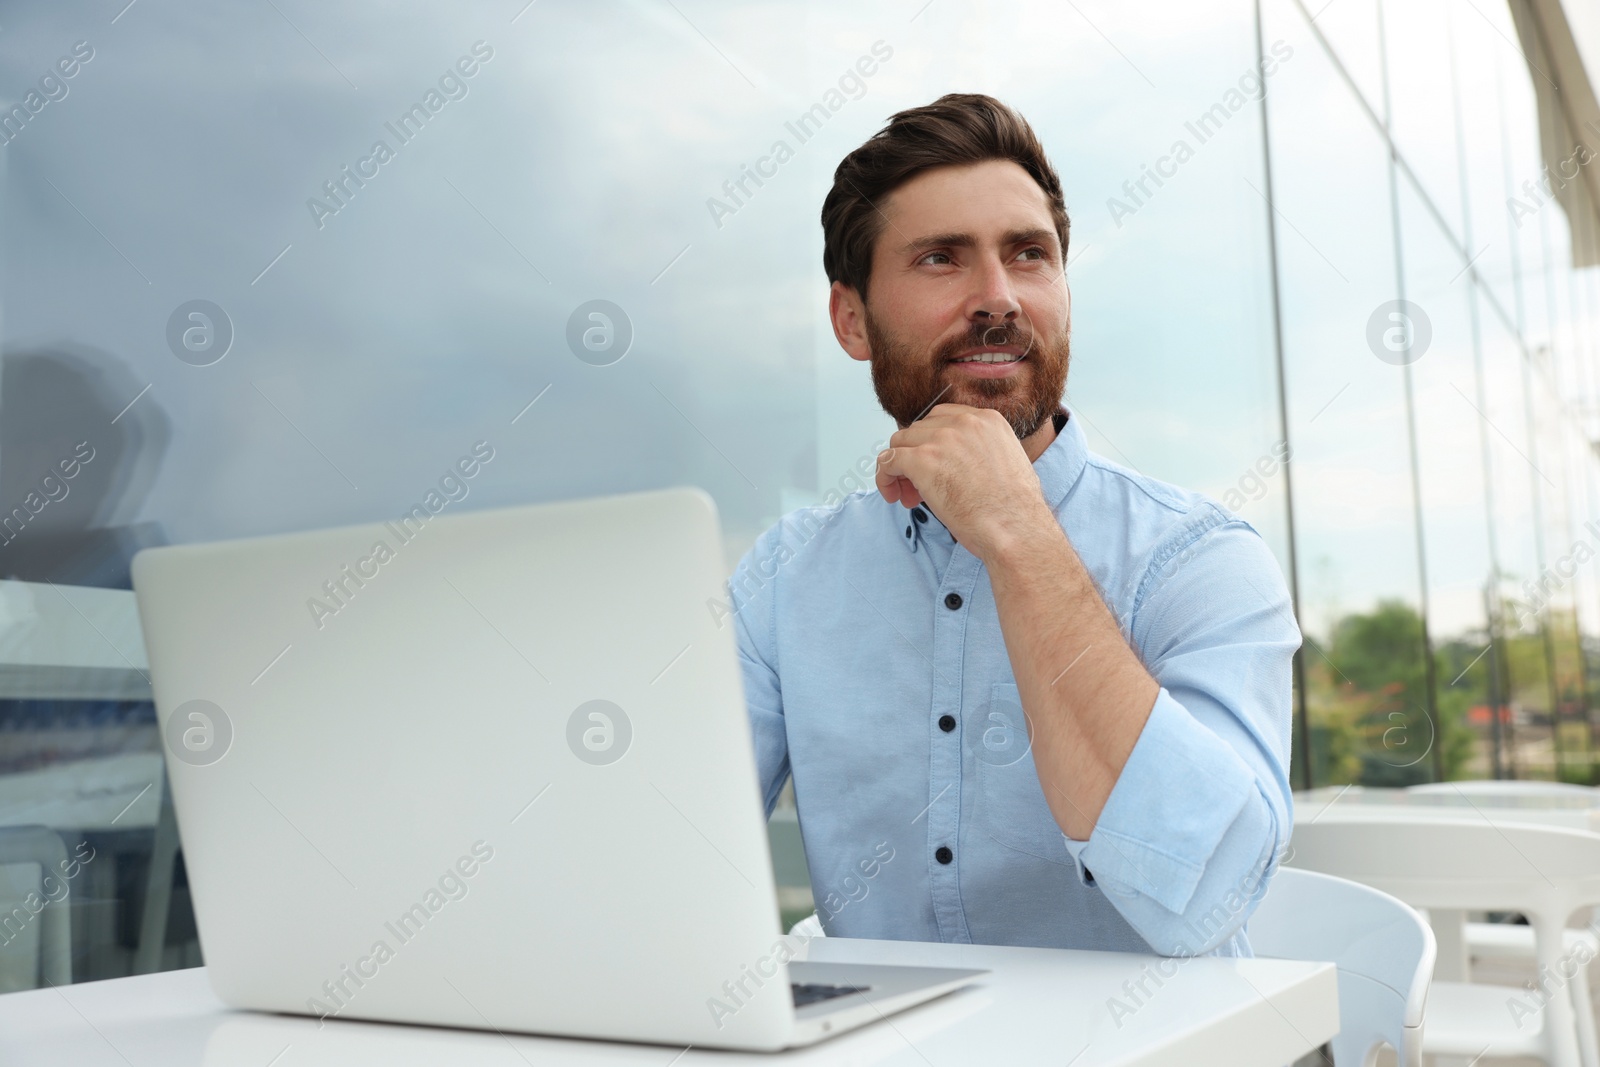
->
[[829, 281, 872, 363]]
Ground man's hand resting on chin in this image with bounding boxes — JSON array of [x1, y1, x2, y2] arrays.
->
[[874, 403, 1056, 565]]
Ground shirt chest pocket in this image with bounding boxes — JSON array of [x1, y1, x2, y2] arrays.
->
[[972, 682, 1075, 866]]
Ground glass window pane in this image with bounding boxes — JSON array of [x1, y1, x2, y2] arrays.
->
[[1380, 0, 1464, 243], [1479, 290, 1554, 778], [1396, 172, 1494, 781], [1264, 0, 1428, 786], [1452, 0, 1524, 325]]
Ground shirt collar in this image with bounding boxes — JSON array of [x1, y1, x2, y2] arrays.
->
[[908, 404, 1087, 548]]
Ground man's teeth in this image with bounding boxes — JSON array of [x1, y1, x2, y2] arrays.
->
[[953, 352, 1023, 363]]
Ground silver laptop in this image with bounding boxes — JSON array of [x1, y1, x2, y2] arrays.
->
[[130, 486, 984, 1051]]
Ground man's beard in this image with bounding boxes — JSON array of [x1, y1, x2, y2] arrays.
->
[[864, 306, 1070, 439]]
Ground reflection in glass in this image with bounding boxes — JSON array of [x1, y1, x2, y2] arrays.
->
[[1263, 0, 1429, 786]]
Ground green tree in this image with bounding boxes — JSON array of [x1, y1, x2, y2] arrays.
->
[[1306, 599, 1475, 785]]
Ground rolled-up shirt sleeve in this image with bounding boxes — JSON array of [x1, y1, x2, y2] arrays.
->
[[1060, 511, 1298, 956]]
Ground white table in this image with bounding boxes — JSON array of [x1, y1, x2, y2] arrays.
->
[[1295, 785, 1600, 832], [1295, 785, 1600, 983], [0, 579, 150, 702], [0, 936, 1338, 1066]]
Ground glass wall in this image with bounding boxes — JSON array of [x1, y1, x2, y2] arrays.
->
[[1261, 0, 1432, 786], [3, 0, 1599, 988], [1257, 0, 1600, 788]]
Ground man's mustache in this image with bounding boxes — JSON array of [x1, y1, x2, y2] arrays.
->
[[939, 323, 1036, 360]]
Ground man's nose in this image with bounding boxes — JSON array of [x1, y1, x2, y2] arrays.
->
[[968, 254, 1021, 329]]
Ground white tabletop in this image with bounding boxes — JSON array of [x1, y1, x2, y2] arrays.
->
[[1295, 786, 1600, 831], [0, 751, 164, 832], [0, 936, 1337, 1066], [0, 580, 149, 701]]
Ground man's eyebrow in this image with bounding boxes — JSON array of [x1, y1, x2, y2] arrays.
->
[[898, 227, 1058, 255], [997, 227, 1057, 249], [901, 231, 974, 253]]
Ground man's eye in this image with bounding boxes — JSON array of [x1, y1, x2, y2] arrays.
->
[[1018, 247, 1046, 261], [919, 251, 952, 266]]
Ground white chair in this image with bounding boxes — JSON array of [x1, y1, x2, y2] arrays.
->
[[1466, 918, 1599, 1062], [0, 825, 73, 990], [1408, 779, 1600, 1060], [1248, 867, 1435, 1066], [1290, 813, 1600, 1066], [789, 911, 824, 939]]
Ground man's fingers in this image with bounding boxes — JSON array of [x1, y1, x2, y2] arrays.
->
[[885, 406, 972, 457], [886, 419, 941, 451], [877, 445, 925, 508], [880, 475, 921, 508], [876, 448, 902, 502]]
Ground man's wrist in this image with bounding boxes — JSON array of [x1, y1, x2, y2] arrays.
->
[[982, 499, 1065, 570]]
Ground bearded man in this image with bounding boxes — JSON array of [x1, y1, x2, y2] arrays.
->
[[728, 93, 1298, 958]]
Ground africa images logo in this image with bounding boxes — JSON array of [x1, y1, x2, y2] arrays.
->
[[164, 699, 233, 766], [566, 699, 631, 765], [305, 841, 495, 1024]]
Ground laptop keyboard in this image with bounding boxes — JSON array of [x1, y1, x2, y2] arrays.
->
[[791, 981, 870, 1008]]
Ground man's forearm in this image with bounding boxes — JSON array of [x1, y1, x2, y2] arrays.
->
[[985, 506, 1160, 840]]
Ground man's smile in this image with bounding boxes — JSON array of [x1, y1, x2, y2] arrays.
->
[[948, 344, 1028, 377]]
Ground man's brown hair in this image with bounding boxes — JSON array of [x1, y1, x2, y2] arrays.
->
[[820, 93, 1070, 303]]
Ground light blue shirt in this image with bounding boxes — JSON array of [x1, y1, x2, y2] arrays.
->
[[727, 405, 1299, 956]]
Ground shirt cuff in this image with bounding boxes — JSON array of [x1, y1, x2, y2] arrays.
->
[[1061, 686, 1256, 915]]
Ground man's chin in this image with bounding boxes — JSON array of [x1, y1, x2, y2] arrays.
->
[[942, 368, 1029, 403], [936, 377, 1060, 435]]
